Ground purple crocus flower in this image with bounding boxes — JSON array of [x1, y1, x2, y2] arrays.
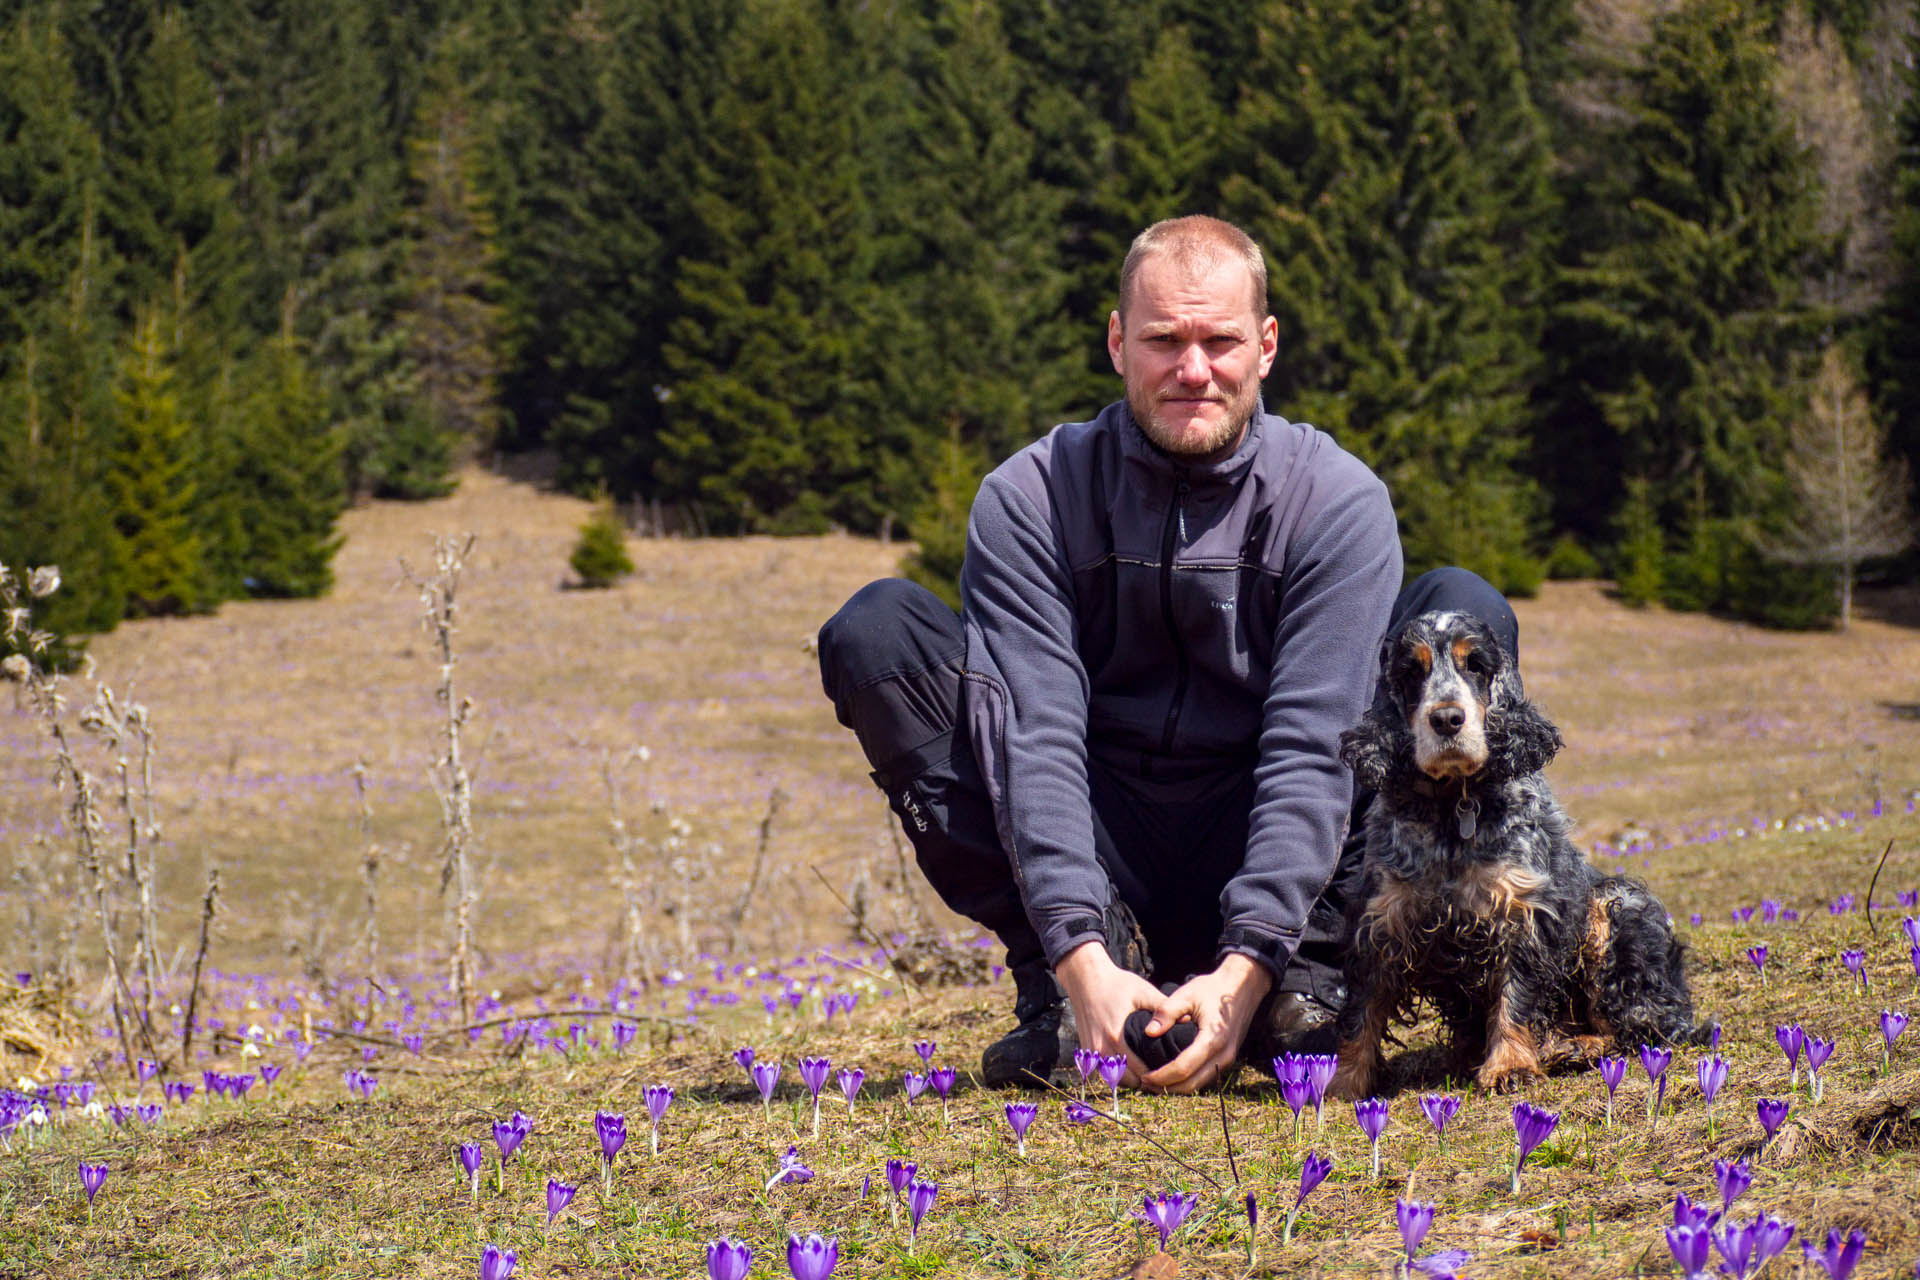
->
[[1132, 1190, 1198, 1251], [1510, 1101, 1559, 1193], [885, 1157, 917, 1199], [1073, 1046, 1099, 1090], [706, 1237, 752, 1280], [1597, 1055, 1627, 1126], [1005, 1101, 1038, 1157], [1283, 1151, 1332, 1243], [906, 1177, 939, 1249], [1713, 1219, 1760, 1280], [1419, 1093, 1461, 1152], [612, 1022, 637, 1052], [1802, 1227, 1867, 1280], [78, 1161, 107, 1212], [1065, 1099, 1100, 1124], [799, 1056, 831, 1135], [752, 1060, 781, 1117], [1397, 1197, 1436, 1259], [1904, 916, 1920, 948], [930, 1065, 957, 1125], [766, 1144, 814, 1191], [136, 1104, 161, 1125], [913, 1039, 937, 1065], [260, 1064, 283, 1092], [836, 1067, 864, 1118], [1841, 948, 1869, 995], [733, 1046, 755, 1075], [459, 1142, 485, 1201], [1667, 1222, 1714, 1279], [1753, 1213, 1798, 1270], [1697, 1055, 1729, 1135], [136, 1059, 159, 1087], [903, 1070, 928, 1106], [1354, 1097, 1389, 1178], [1757, 1097, 1792, 1145], [1303, 1054, 1337, 1124], [1880, 1010, 1908, 1069], [1747, 945, 1769, 986], [1411, 1251, 1474, 1280], [1099, 1053, 1127, 1118], [785, 1232, 839, 1280], [1777, 1024, 1806, 1087], [1714, 1157, 1751, 1210], [544, 1177, 576, 1229], [1279, 1073, 1314, 1135], [645, 1085, 674, 1155], [479, 1243, 518, 1280], [494, 1113, 528, 1162], [1673, 1191, 1719, 1231], [1805, 1036, 1836, 1101], [1639, 1044, 1673, 1127]]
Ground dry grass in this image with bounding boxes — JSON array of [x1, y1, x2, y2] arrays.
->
[[4, 466, 1920, 1277], [4, 908, 1919, 1278], [3, 465, 1917, 972]]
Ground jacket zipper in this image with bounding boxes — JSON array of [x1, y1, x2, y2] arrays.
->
[[1156, 472, 1192, 757]]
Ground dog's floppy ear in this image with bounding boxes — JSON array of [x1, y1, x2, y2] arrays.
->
[[1341, 676, 1412, 791], [1482, 693, 1563, 781]]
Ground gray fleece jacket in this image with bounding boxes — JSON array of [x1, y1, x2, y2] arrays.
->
[[959, 401, 1401, 979]]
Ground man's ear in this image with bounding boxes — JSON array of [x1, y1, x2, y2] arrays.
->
[[1107, 310, 1126, 375], [1257, 314, 1278, 379]]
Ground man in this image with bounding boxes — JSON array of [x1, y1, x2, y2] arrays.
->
[[818, 216, 1517, 1093]]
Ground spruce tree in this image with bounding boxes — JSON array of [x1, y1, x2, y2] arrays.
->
[[1222, 0, 1555, 592], [1553, 0, 1828, 619], [399, 27, 505, 466], [108, 310, 202, 616], [658, 0, 886, 533]]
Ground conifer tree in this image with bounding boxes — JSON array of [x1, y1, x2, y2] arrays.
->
[[658, 0, 886, 532], [399, 28, 505, 465], [1222, 0, 1554, 591], [1870, 0, 1920, 512], [1094, 25, 1220, 254], [569, 496, 635, 589], [108, 310, 202, 616], [1555, 0, 1824, 540]]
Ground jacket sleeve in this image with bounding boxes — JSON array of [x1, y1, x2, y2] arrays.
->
[[959, 470, 1110, 968], [1216, 468, 1402, 977]]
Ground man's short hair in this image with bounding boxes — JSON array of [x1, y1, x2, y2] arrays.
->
[[1118, 216, 1269, 323]]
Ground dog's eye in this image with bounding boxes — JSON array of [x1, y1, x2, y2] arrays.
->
[[1463, 651, 1492, 678]]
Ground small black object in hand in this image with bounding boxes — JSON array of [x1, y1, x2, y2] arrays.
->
[[1123, 1009, 1198, 1071]]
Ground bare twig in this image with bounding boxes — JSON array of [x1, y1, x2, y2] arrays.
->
[[352, 760, 381, 1011], [1864, 838, 1896, 935], [1022, 1070, 1224, 1191], [725, 787, 787, 950], [808, 864, 919, 1009], [180, 867, 220, 1070]]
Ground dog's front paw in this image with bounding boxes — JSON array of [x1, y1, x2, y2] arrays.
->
[[1328, 1042, 1379, 1100], [1477, 1061, 1539, 1094]]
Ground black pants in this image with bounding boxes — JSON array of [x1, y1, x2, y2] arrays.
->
[[816, 566, 1517, 1009]]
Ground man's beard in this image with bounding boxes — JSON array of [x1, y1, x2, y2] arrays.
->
[[1126, 379, 1259, 458]]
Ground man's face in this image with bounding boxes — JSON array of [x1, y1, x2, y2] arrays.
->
[[1107, 254, 1278, 459]]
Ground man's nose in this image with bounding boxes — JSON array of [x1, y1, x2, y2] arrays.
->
[[1175, 344, 1210, 384]]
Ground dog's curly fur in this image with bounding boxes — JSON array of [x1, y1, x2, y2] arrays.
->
[[1328, 610, 1701, 1098]]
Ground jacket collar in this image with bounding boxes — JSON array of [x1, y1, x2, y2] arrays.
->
[[1118, 397, 1273, 488]]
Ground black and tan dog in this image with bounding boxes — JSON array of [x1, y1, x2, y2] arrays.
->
[[1328, 610, 1700, 1098]]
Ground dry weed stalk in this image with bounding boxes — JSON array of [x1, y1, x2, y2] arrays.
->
[[2, 562, 156, 1076], [352, 760, 383, 1014], [599, 744, 657, 989], [179, 867, 219, 1070], [78, 683, 165, 1041], [402, 534, 482, 1021]]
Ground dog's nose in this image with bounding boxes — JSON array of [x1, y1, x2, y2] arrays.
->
[[1428, 705, 1466, 737]]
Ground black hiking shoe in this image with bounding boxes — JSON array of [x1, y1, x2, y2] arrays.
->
[[980, 896, 1153, 1088], [1242, 990, 1341, 1067], [980, 962, 1077, 1088]]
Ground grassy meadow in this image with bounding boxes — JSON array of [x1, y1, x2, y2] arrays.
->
[[3, 468, 1920, 1278]]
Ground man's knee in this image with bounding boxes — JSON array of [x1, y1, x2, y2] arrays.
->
[[1391, 567, 1519, 662], [817, 577, 962, 706]]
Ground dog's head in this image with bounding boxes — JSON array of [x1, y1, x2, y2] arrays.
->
[[1341, 610, 1562, 791]]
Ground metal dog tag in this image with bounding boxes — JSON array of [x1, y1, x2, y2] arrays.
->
[[1456, 797, 1479, 841]]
